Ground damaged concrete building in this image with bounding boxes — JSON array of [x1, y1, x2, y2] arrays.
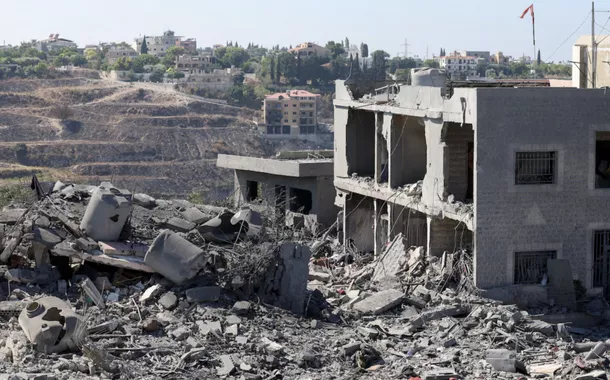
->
[[216, 151, 337, 228], [333, 69, 610, 293]]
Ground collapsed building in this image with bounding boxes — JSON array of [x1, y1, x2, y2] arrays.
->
[[217, 151, 337, 229], [333, 69, 610, 294]]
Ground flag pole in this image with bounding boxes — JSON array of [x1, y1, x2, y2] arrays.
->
[[532, 9, 536, 69]]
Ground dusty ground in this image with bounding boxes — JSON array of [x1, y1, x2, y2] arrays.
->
[[0, 74, 327, 201]]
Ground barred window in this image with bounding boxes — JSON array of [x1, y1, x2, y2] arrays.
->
[[514, 250, 556, 284], [515, 151, 556, 185]]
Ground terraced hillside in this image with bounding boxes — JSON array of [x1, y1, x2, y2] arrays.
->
[[0, 76, 321, 201]]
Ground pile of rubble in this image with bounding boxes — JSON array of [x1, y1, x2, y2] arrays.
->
[[0, 179, 609, 379]]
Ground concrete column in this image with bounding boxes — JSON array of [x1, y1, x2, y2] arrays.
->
[[233, 171, 248, 209], [375, 113, 389, 184], [422, 119, 448, 208]]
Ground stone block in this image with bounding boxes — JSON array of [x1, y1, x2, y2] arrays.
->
[[0, 209, 27, 225], [181, 207, 210, 224], [371, 233, 407, 283], [133, 193, 156, 209], [158, 292, 178, 310], [352, 289, 404, 315], [186, 286, 221, 303], [163, 217, 195, 233]]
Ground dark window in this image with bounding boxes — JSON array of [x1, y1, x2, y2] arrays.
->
[[515, 151, 556, 185], [266, 126, 273, 134], [246, 181, 259, 201], [308, 125, 315, 134], [514, 251, 557, 284], [593, 230, 610, 289], [274, 126, 281, 134], [289, 188, 312, 214], [282, 125, 290, 134], [596, 132, 610, 188], [299, 126, 307, 134]]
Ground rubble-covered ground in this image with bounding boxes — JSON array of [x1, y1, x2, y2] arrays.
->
[[0, 181, 610, 380]]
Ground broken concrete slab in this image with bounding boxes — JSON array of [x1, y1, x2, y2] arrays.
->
[[352, 289, 404, 315], [371, 233, 407, 283], [99, 241, 148, 257], [140, 284, 163, 303], [180, 207, 210, 224], [0, 209, 27, 225], [232, 301, 251, 315], [197, 320, 222, 336], [217, 354, 235, 376], [158, 292, 178, 310], [144, 230, 207, 284], [486, 349, 519, 372], [75, 237, 98, 252], [186, 286, 221, 303], [261, 243, 311, 314], [308, 271, 331, 282], [53, 241, 155, 273], [163, 217, 195, 233], [133, 193, 156, 209], [33, 227, 62, 248], [526, 320, 554, 336]]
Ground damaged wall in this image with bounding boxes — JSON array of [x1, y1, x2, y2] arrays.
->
[[389, 115, 427, 188], [344, 194, 374, 253], [445, 123, 474, 202], [475, 88, 610, 289], [233, 170, 337, 227], [427, 216, 473, 257]]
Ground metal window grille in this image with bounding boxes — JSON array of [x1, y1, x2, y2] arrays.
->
[[514, 250, 556, 284], [515, 151, 556, 185], [593, 230, 610, 288]]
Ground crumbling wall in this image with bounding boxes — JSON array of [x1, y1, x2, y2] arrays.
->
[[422, 119, 447, 208], [344, 194, 374, 252], [390, 206, 427, 248], [389, 115, 427, 188], [427, 216, 472, 257]]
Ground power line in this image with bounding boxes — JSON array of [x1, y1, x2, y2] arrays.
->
[[546, 11, 590, 62]]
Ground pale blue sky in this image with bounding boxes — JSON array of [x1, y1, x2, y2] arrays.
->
[[0, 0, 606, 62]]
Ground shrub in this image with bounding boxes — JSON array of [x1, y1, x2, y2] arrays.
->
[[49, 104, 74, 120]]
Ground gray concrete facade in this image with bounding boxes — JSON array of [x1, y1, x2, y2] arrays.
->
[[334, 79, 610, 292], [216, 154, 337, 227]]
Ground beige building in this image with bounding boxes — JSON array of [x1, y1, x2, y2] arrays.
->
[[134, 31, 182, 57], [262, 90, 320, 139], [439, 55, 478, 79], [176, 54, 217, 73], [572, 35, 610, 88], [106, 46, 138, 64], [289, 43, 330, 58], [36, 34, 78, 53], [183, 68, 241, 91]]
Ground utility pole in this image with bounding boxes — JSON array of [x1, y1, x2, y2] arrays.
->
[[400, 38, 410, 58], [591, 1, 597, 88]]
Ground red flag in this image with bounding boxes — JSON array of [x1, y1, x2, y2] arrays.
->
[[520, 4, 534, 20]]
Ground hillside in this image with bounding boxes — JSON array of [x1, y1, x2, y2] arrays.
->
[[0, 76, 324, 201]]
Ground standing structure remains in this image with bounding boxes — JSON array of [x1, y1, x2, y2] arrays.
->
[[334, 70, 610, 293]]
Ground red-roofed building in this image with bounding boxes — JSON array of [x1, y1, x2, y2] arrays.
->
[[262, 90, 321, 139]]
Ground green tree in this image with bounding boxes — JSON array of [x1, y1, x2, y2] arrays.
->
[[485, 68, 497, 78], [537, 50, 541, 66], [220, 47, 250, 68], [395, 68, 410, 81], [70, 54, 87, 67], [111, 57, 132, 71], [269, 56, 275, 82], [423, 59, 439, 68], [388, 57, 417, 73], [361, 43, 369, 58], [166, 67, 185, 79], [85, 49, 100, 62], [140, 36, 148, 55], [149, 68, 165, 82], [370, 50, 389, 80], [344, 37, 350, 49], [132, 54, 160, 73], [162, 46, 186, 68], [32, 62, 49, 78], [325, 41, 345, 60]]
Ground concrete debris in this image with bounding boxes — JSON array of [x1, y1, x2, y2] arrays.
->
[[133, 193, 157, 209], [1, 180, 610, 378], [18, 297, 85, 354], [144, 230, 207, 284], [352, 289, 404, 315], [185, 286, 221, 302], [163, 217, 195, 233], [0, 208, 27, 225], [79, 184, 132, 241]]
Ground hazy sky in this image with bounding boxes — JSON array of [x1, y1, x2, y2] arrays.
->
[[0, 0, 605, 62]]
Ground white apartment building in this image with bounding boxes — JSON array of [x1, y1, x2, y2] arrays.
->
[[439, 55, 478, 79]]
